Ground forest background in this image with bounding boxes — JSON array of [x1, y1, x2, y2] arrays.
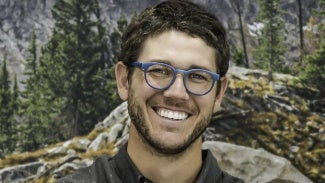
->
[[0, 0, 324, 178]]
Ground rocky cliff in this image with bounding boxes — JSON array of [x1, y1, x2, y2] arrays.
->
[[0, 66, 323, 183], [0, 0, 319, 83]]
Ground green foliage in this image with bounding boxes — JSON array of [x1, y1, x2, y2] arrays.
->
[[233, 48, 245, 67], [0, 56, 16, 153], [12, 0, 125, 152], [295, 0, 325, 96], [318, 0, 325, 17], [12, 75, 19, 111], [18, 29, 62, 152], [0, 56, 10, 91], [110, 14, 128, 63], [304, 17, 324, 55], [21, 29, 39, 96], [298, 44, 325, 95], [253, 0, 288, 79], [3, 0, 125, 152], [36, 0, 119, 138]]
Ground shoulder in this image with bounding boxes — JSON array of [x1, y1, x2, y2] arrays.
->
[[218, 171, 245, 183], [55, 155, 115, 183], [204, 149, 245, 183]]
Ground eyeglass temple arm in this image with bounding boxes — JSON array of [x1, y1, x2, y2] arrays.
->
[[130, 62, 142, 67]]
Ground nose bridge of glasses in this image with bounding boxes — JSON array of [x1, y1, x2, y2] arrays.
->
[[169, 69, 189, 91], [173, 69, 188, 83], [163, 69, 189, 98], [174, 69, 186, 77]]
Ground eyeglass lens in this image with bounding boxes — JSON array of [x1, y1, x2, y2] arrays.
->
[[145, 63, 214, 95]]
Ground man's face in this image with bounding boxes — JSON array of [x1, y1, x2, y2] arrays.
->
[[116, 30, 227, 155]]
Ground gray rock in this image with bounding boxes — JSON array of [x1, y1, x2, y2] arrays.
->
[[87, 132, 110, 152], [102, 101, 129, 127], [108, 123, 124, 144], [46, 146, 67, 156], [63, 138, 91, 151], [0, 162, 44, 183], [202, 141, 313, 183]]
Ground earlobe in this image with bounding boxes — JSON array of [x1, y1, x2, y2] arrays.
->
[[213, 77, 228, 113], [115, 61, 129, 101]]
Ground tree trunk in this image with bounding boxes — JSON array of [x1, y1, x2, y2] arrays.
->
[[236, 1, 249, 68], [297, 0, 304, 63]]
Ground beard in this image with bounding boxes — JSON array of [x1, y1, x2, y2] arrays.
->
[[127, 89, 213, 156]]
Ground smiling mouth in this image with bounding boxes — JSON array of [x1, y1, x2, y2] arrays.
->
[[154, 107, 189, 121]]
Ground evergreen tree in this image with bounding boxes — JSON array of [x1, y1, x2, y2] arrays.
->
[[12, 75, 19, 112], [110, 14, 128, 63], [19, 30, 62, 151], [21, 29, 38, 100], [230, 0, 249, 68], [0, 56, 10, 93], [298, 43, 325, 95], [27, 30, 37, 75], [297, 0, 325, 95], [11, 75, 20, 150], [0, 56, 14, 153], [296, 0, 305, 63], [39, 0, 116, 137], [254, 0, 287, 80]]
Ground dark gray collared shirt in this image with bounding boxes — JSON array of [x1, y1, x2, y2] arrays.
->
[[56, 144, 244, 183]]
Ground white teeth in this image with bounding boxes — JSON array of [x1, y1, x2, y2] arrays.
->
[[157, 108, 189, 120]]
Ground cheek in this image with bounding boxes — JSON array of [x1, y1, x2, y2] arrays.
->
[[129, 73, 157, 100], [197, 95, 217, 113]]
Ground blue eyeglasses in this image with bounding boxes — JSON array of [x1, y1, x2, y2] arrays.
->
[[130, 61, 220, 96]]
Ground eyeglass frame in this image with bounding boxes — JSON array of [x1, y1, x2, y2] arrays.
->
[[130, 61, 220, 96]]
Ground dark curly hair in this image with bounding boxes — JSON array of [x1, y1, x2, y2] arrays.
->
[[119, 0, 229, 77]]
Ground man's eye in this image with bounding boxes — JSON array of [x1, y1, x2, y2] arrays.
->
[[189, 73, 206, 80], [147, 67, 172, 77], [150, 69, 167, 74], [188, 72, 211, 83]]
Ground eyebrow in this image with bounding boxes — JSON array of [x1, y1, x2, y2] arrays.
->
[[146, 59, 215, 72]]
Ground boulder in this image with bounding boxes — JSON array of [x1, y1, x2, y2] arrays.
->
[[203, 141, 313, 183], [87, 132, 110, 152], [0, 162, 44, 183]]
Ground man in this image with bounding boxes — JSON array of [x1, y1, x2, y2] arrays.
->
[[57, 0, 244, 182]]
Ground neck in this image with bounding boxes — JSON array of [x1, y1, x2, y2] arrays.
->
[[127, 125, 203, 183]]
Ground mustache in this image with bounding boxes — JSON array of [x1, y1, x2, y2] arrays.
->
[[164, 97, 188, 108], [150, 97, 197, 112]]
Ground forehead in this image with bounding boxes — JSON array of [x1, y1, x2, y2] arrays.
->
[[138, 30, 217, 71]]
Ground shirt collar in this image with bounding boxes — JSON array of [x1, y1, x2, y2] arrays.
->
[[113, 143, 222, 183], [196, 149, 222, 182], [113, 143, 147, 182]]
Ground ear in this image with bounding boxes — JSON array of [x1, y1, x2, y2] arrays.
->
[[115, 61, 129, 101], [213, 77, 228, 113]]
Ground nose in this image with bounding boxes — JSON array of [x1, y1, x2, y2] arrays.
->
[[163, 74, 190, 100]]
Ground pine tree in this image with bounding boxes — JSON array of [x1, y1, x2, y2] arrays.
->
[[254, 0, 287, 80], [0, 56, 14, 153], [39, 0, 115, 137], [297, 0, 325, 96], [110, 14, 128, 63], [21, 29, 38, 99], [12, 75, 19, 112], [19, 30, 62, 151], [299, 43, 325, 95], [230, 0, 249, 68], [10, 75, 20, 151], [297, 0, 305, 63]]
